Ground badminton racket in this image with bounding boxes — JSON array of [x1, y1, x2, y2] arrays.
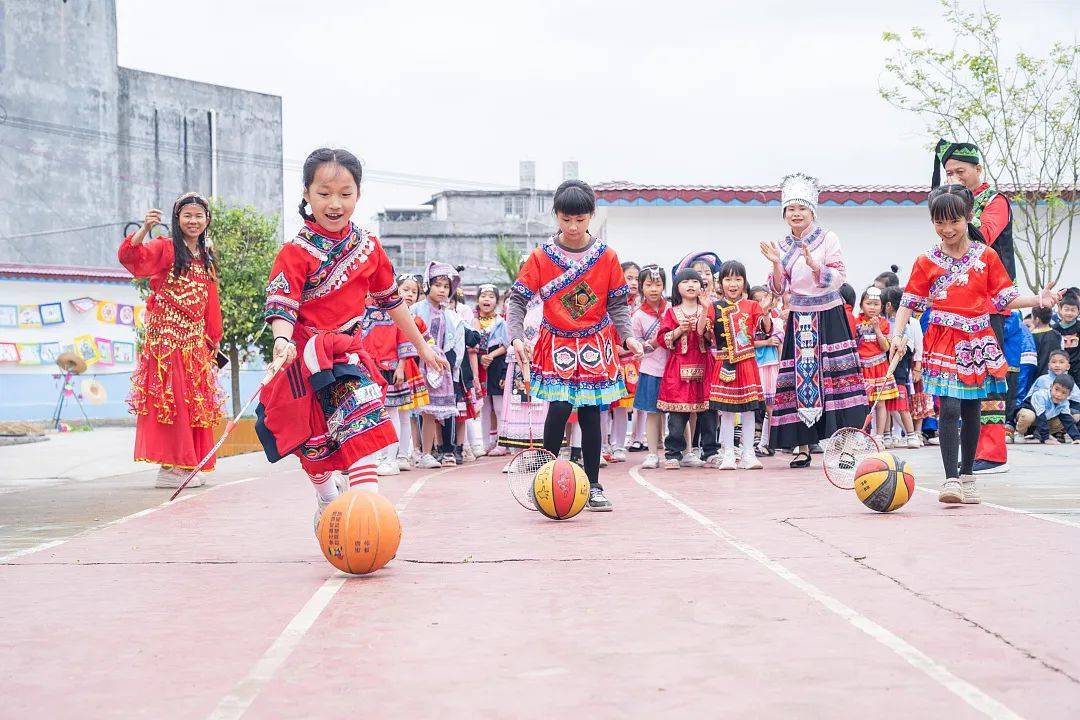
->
[[504, 356, 555, 511], [169, 364, 279, 501], [822, 335, 908, 490]]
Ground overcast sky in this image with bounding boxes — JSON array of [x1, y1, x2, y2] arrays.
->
[[115, 0, 1077, 226]]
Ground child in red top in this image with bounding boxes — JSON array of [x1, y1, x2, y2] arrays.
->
[[118, 193, 223, 488], [709, 261, 770, 470], [891, 184, 1059, 504], [659, 268, 715, 470], [507, 181, 643, 511], [258, 148, 448, 532], [856, 285, 899, 442]]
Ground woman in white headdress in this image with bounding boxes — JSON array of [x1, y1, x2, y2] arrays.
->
[[759, 174, 868, 468]]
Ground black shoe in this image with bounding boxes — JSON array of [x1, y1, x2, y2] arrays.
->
[[809, 443, 824, 455], [627, 441, 647, 452], [453, 447, 464, 465], [570, 448, 582, 464], [586, 486, 613, 512], [789, 451, 812, 468], [972, 459, 1009, 475]]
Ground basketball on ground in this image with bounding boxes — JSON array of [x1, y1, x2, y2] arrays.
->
[[533, 459, 589, 520], [318, 490, 402, 574], [854, 452, 916, 513]]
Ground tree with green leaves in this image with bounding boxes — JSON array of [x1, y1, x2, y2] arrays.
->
[[209, 200, 279, 415], [495, 235, 525, 284], [880, 1, 1080, 291]]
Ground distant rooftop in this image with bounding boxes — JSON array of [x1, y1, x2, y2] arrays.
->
[[594, 182, 1076, 207]]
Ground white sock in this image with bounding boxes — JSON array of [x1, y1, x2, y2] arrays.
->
[[347, 453, 380, 493], [571, 422, 582, 449], [740, 412, 756, 460], [611, 407, 629, 451], [632, 410, 647, 444], [759, 413, 771, 448], [720, 412, 736, 455], [385, 407, 401, 460], [600, 411, 612, 451], [307, 470, 339, 502], [397, 409, 412, 457]]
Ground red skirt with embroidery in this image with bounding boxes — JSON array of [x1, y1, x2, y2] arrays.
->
[[860, 354, 900, 402], [709, 356, 764, 413]]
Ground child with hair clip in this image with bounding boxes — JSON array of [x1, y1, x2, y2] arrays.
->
[[891, 184, 1061, 504], [258, 148, 449, 533], [412, 263, 467, 467], [658, 269, 715, 470], [632, 264, 670, 469], [881, 286, 922, 448], [856, 285, 899, 445], [608, 261, 644, 461], [507, 180, 643, 511], [750, 285, 782, 456], [709, 261, 769, 470], [474, 284, 510, 457]]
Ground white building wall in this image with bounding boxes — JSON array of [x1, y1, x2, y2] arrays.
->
[[595, 204, 1080, 294]]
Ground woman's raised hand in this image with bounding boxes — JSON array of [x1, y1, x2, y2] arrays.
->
[[759, 241, 781, 264]]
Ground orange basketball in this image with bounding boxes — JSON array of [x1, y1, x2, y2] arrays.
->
[[317, 490, 402, 574], [532, 459, 589, 520]]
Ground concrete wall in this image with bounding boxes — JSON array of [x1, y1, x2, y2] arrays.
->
[[594, 204, 1080, 294], [0, 0, 283, 268]]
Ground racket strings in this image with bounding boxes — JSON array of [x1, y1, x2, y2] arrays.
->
[[507, 448, 556, 511], [823, 429, 880, 490]]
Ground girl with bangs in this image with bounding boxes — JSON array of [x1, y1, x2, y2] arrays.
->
[[890, 184, 1060, 505]]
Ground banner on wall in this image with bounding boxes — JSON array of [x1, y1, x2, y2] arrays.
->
[[0, 336, 137, 367], [0, 297, 145, 327]]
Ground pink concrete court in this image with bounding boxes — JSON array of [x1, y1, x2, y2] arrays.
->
[[2, 455, 1078, 719]]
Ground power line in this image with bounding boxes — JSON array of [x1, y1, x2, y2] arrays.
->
[[0, 221, 127, 241]]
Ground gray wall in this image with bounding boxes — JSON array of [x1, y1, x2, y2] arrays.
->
[[380, 191, 557, 284], [0, 0, 282, 268]]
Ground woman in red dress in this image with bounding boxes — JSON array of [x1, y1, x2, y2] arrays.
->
[[118, 193, 224, 488]]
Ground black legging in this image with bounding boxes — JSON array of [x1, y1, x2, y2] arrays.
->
[[544, 402, 602, 489], [938, 396, 981, 478]]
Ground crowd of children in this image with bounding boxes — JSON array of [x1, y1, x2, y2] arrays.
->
[[123, 140, 1074, 527]]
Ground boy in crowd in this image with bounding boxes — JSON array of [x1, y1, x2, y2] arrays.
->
[[1015, 374, 1080, 444]]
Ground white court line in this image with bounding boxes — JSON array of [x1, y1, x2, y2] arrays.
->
[[912, 486, 1080, 529], [207, 467, 451, 720], [0, 476, 260, 563], [630, 467, 1023, 720]]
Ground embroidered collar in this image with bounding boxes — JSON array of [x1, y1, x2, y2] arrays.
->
[[304, 220, 352, 241], [926, 241, 984, 271]]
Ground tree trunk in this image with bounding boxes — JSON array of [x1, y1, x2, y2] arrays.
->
[[229, 344, 242, 416]]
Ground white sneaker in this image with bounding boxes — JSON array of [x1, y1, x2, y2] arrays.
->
[[488, 445, 509, 457], [719, 452, 738, 471], [642, 453, 659, 469], [599, 454, 609, 467], [397, 455, 412, 472], [882, 435, 895, 449], [418, 453, 442, 469], [334, 473, 349, 495], [960, 474, 981, 504], [376, 458, 400, 476], [612, 447, 628, 463], [471, 444, 486, 458], [681, 448, 704, 468], [462, 446, 476, 462], [907, 434, 922, 449], [314, 496, 332, 536], [939, 478, 963, 504], [873, 434, 886, 449], [740, 456, 763, 470], [664, 458, 681, 470], [154, 467, 185, 488]]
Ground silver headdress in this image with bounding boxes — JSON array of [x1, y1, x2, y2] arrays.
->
[[780, 173, 820, 217]]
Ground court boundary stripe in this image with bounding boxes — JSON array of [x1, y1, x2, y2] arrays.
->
[[629, 466, 1023, 720], [912, 486, 1080, 529], [0, 476, 261, 563], [206, 467, 452, 720]]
